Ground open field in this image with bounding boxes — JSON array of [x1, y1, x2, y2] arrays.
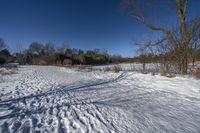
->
[[0, 65, 200, 133]]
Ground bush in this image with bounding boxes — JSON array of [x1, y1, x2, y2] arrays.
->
[[0, 57, 6, 64], [78, 65, 87, 69], [38, 60, 48, 65], [103, 67, 111, 72], [103, 65, 122, 73], [63, 59, 72, 66], [112, 65, 122, 73], [193, 68, 200, 79], [0, 49, 10, 56], [160, 71, 176, 78], [52, 53, 65, 64]]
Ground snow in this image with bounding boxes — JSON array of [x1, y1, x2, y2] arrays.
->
[[93, 63, 161, 71], [93, 63, 200, 72], [0, 65, 200, 133]]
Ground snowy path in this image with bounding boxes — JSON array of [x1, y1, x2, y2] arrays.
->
[[0, 66, 200, 133]]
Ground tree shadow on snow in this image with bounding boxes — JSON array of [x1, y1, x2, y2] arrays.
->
[[0, 72, 131, 120]]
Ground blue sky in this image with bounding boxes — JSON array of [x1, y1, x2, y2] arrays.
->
[[0, 0, 199, 57]]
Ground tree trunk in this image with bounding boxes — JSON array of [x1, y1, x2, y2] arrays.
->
[[181, 55, 188, 74], [176, 0, 189, 74]]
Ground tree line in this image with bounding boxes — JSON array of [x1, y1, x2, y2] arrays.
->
[[0, 38, 134, 65], [0, 36, 200, 73]]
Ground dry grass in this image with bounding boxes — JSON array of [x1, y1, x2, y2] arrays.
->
[[160, 71, 176, 78], [103, 65, 122, 73], [192, 68, 200, 79], [78, 65, 88, 69]]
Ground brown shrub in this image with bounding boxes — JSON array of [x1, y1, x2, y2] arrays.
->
[[103, 67, 111, 72], [160, 71, 176, 78], [63, 59, 72, 66], [112, 65, 122, 73], [103, 65, 122, 73], [193, 68, 200, 79], [78, 65, 87, 69]]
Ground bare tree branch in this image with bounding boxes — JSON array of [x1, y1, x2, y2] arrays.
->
[[183, 0, 188, 14]]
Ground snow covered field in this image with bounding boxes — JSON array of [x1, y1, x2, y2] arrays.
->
[[93, 63, 160, 71], [0, 65, 200, 133], [93, 63, 200, 72]]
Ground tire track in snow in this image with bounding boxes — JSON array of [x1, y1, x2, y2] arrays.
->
[[0, 71, 126, 105], [2, 66, 200, 132], [0, 66, 126, 133]]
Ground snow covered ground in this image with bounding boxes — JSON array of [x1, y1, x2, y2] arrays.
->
[[93, 63, 161, 71], [0, 65, 200, 133], [93, 63, 200, 72]]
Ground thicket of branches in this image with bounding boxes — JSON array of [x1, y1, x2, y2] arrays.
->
[[122, 0, 200, 74]]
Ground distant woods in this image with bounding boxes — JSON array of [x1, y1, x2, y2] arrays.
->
[[0, 39, 134, 65], [0, 35, 199, 75], [14, 42, 111, 65]]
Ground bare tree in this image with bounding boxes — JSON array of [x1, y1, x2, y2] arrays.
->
[[57, 42, 69, 54], [137, 37, 178, 73], [122, 0, 200, 74], [29, 42, 44, 55], [15, 41, 22, 53], [28, 42, 44, 64], [15, 41, 24, 64], [44, 42, 55, 56], [188, 19, 200, 68], [0, 38, 6, 51]]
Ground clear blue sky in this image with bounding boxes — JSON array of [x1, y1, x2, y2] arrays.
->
[[0, 0, 199, 57]]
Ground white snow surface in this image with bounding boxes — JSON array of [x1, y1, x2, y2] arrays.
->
[[0, 65, 200, 133], [93, 63, 161, 71]]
